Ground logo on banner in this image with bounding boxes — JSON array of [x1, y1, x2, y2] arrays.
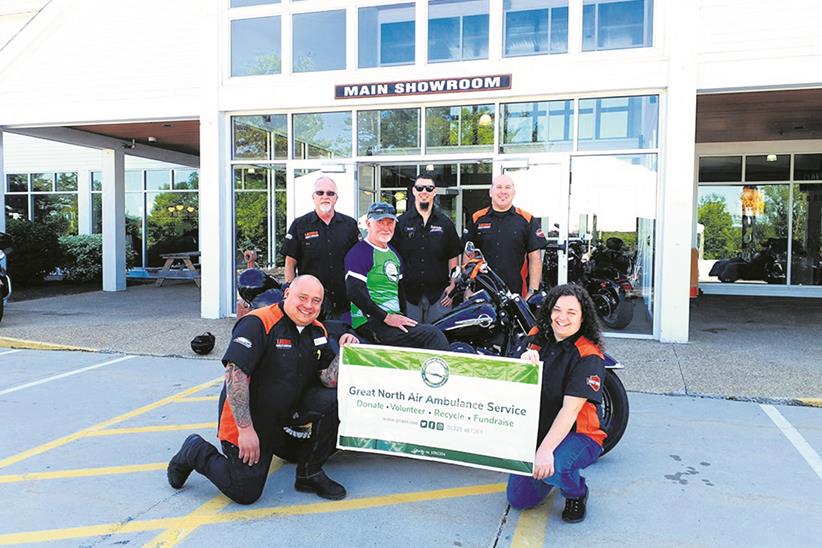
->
[[586, 375, 601, 392], [421, 357, 450, 388]]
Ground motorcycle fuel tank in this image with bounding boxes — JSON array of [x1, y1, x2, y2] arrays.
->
[[434, 301, 498, 342]]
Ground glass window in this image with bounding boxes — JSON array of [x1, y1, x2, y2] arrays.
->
[[791, 182, 822, 285], [428, 0, 489, 62], [425, 104, 494, 153], [91, 171, 103, 192], [145, 192, 199, 267], [745, 155, 790, 182], [578, 95, 658, 151], [145, 170, 172, 191], [794, 154, 822, 181], [31, 173, 53, 192], [500, 100, 573, 153], [293, 111, 352, 159], [293, 10, 346, 72], [55, 172, 77, 192], [503, 0, 568, 57], [174, 169, 199, 190], [125, 171, 143, 192], [232, 115, 288, 160], [699, 156, 742, 183], [91, 193, 102, 234], [233, 166, 287, 269], [33, 194, 78, 236], [359, 4, 415, 68], [570, 154, 658, 334], [583, 0, 653, 51], [357, 109, 420, 156], [6, 174, 27, 192], [125, 193, 144, 268], [230, 0, 280, 7], [697, 184, 789, 285], [4, 195, 28, 222], [231, 16, 282, 77]]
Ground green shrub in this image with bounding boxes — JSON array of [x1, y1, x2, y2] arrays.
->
[[5, 218, 63, 285], [59, 234, 103, 282]]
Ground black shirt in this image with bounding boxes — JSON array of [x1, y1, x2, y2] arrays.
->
[[391, 207, 462, 305], [462, 206, 547, 296], [282, 211, 360, 314], [528, 331, 607, 447], [218, 304, 334, 452]]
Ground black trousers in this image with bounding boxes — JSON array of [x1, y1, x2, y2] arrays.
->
[[184, 384, 339, 505], [356, 318, 450, 351]]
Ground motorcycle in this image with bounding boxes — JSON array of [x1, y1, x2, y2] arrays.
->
[[708, 237, 789, 284], [434, 242, 629, 456], [0, 232, 13, 323], [542, 238, 635, 330]]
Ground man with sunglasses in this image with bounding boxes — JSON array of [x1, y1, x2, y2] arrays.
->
[[284, 176, 360, 321], [391, 175, 461, 323]]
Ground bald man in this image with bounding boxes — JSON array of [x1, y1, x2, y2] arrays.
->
[[463, 174, 547, 296], [167, 275, 358, 503], [284, 176, 360, 321]]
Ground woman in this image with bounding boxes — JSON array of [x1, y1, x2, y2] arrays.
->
[[507, 284, 607, 523]]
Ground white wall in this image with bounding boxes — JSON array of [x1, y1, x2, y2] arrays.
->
[[0, 0, 46, 50], [697, 0, 822, 91], [0, 0, 202, 126]]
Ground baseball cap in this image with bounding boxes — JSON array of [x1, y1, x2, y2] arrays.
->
[[366, 202, 398, 222]]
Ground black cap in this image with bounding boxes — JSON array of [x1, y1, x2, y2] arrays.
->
[[366, 201, 398, 221]]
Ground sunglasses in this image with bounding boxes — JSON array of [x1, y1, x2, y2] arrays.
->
[[414, 185, 436, 193], [314, 190, 337, 197]]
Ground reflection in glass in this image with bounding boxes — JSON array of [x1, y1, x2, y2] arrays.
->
[[92, 193, 102, 234], [126, 193, 144, 268], [31, 173, 52, 192], [145, 191, 199, 267], [460, 162, 492, 186], [426, 104, 494, 153], [697, 184, 790, 285], [500, 100, 573, 153], [790, 183, 822, 285], [146, 170, 172, 191], [33, 194, 78, 236], [6, 174, 27, 192], [359, 4, 415, 68], [4, 195, 28, 222], [504, 0, 568, 57], [293, 111, 352, 159], [174, 170, 199, 190], [233, 166, 287, 270], [125, 171, 143, 192], [91, 171, 103, 192], [428, 0, 489, 62], [358, 109, 420, 156], [578, 95, 658, 151], [794, 154, 822, 181], [233, 115, 288, 160], [231, 16, 281, 77], [569, 154, 658, 334], [698, 156, 742, 183], [745, 155, 790, 182], [582, 0, 653, 51], [293, 10, 346, 72], [230, 0, 280, 6], [56, 173, 77, 192]]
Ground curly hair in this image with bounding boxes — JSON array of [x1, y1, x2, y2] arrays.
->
[[536, 283, 604, 347]]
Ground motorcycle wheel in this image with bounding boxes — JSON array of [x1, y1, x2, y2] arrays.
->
[[595, 288, 634, 330], [600, 370, 629, 456]]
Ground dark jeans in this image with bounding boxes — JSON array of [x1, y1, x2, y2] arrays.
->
[[506, 433, 602, 508], [356, 317, 450, 351], [184, 384, 339, 505]]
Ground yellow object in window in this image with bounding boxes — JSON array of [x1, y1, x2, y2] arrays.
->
[[741, 186, 765, 216]]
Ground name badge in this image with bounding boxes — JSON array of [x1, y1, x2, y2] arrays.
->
[[314, 336, 328, 346]]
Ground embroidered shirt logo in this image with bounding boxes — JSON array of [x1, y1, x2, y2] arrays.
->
[[384, 260, 400, 283], [586, 375, 601, 392], [478, 222, 492, 230], [233, 336, 253, 349], [430, 225, 443, 233], [276, 338, 292, 349], [304, 231, 319, 239]]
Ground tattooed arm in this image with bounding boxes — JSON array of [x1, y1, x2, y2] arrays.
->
[[225, 362, 260, 465], [318, 354, 339, 388]]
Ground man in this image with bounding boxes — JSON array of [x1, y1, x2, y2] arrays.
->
[[167, 275, 358, 504], [391, 175, 461, 323], [283, 176, 360, 321], [345, 202, 450, 350], [463, 174, 547, 297]]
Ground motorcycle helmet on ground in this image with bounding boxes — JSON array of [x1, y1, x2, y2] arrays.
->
[[191, 332, 216, 355]]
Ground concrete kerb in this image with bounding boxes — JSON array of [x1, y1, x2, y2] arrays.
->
[[0, 336, 97, 352]]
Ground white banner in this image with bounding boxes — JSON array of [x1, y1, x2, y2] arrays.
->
[[338, 344, 542, 475]]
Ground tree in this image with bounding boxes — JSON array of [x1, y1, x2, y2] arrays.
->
[[698, 194, 741, 259]]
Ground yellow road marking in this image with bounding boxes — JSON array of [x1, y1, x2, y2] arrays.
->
[[0, 482, 506, 545], [0, 337, 96, 352], [0, 463, 167, 484], [511, 491, 555, 548], [0, 377, 222, 470], [174, 396, 219, 403], [143, 459, 284, 547], [86, 423, 216, 436], [797, 398, 822, 408]]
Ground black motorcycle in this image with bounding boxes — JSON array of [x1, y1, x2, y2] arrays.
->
[[708, 238, 788, 284], [434, 243, 629, 456], [542, 238, 635, 330], [0, 232, 13, 323]]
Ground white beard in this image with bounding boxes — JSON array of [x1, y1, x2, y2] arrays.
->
[[319, 204, 333, 214]]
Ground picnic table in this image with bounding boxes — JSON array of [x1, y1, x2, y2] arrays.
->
[[155, 251, 201, 287]]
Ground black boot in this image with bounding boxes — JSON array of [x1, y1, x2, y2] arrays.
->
[[561, 488, 588, 523], [295, 470, 346, 500], [167, 434, 202, 489]]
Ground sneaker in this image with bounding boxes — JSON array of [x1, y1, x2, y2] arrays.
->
[[167, 434, 201, 489], [295, 470, 347, 500], [561, 489, 588, 523]]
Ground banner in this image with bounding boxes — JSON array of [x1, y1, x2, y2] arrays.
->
[[338, 344, 542, 475]]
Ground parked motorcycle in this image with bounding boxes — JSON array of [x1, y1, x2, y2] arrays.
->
[[0, 232, 13, 323], [435, 242, 629, 455], [708, 237, 788, 284], [542, 238, 635, 330]]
